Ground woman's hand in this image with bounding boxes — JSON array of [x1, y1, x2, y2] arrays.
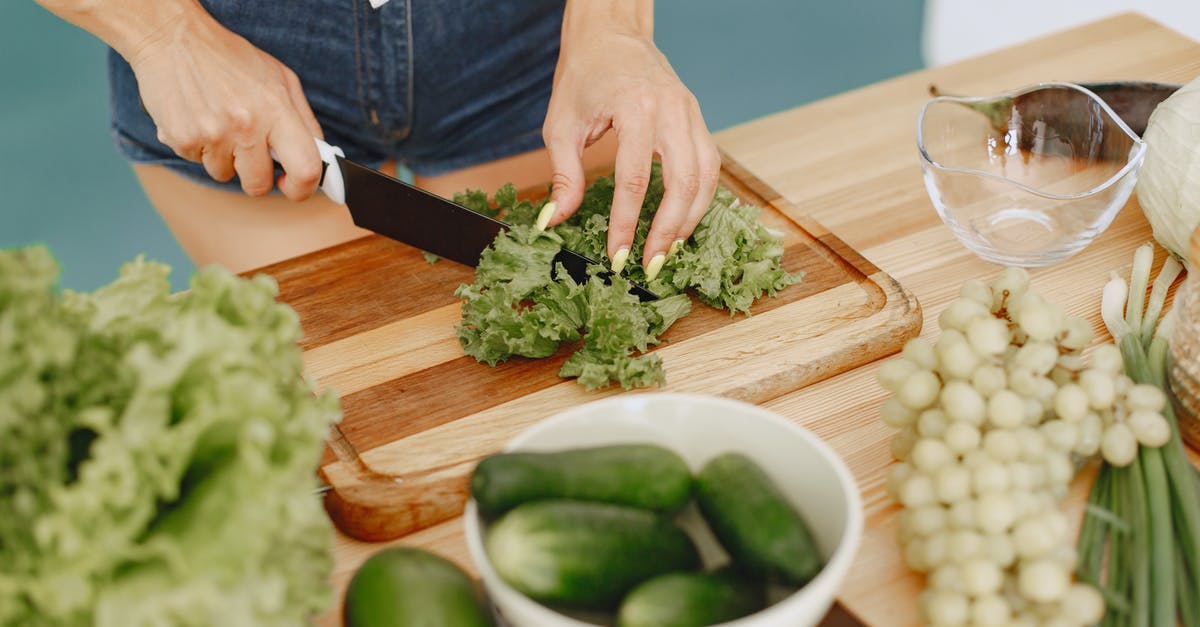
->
[[127, 8, 324, 199], [540, 0, 720, 279], [37, 0, 323, 199]]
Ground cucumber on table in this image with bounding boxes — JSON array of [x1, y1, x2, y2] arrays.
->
[[343, 547, 494, 627], [695, 452, 823, 586], [486, 499, 700, 609], [616, 571, 766, 627], [470, 443, 693, 518]]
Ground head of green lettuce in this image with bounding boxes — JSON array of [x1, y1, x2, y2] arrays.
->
[[0, 246, 340, 626]]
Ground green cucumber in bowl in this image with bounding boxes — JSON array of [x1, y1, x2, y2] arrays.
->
[[470, 443, 693, 518], [344, 547, 493, 627], [616, 570, 766, 627], [486, 499, 700, 609], [696, 452, 823, 586]]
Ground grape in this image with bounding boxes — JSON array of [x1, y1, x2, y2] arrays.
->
[[975, 492, 1017, 534], [885, 462, 914, 500], [982, 532, 1016, 568], [1014, 427, 1048, 460], [1013, 342, 1059, 376], [1074, 413, 1103, 456], [1089, 343, 1124, 375], [912, 438, 955, 473], [947, 498, 977, 530], [986, 389, 1025, 429], [923, 532, 951, 569], [880, 397, 918, 428], [1015, 294, 1063, 342], [943, 421, 981, 455], [961, 557, 1004, 596], [947, 529, 984, 562], [971, 364, 1007, 397], [1018, 560, 1069, 603], [971, 594, 1013, 626], [960, 278, 993, 305], [902, 337, 938, 371], [939, 298, 991, 332], [877, 357, 919, 392], [982, 429, 1021, 461], [1012, 515, 1055, 559], [1040, 419, 1078, 452], [928, 564, 963, 592], [1059, 315, 1094, 350], [936, 336, 982, 379], [972, 459, 1011, 494], [898, 369, 942, 409], [924, 590, 970, 627], [967, 316, 1010, 356], [941, 381, 986, 424], [891, 426, 918, 460], [910, 504, 948, 538], [1079, 369, 1116, 410], [934, 464, 972, 504], [991, 267, 1031, 311], [1052, 384, 1089, 422], [900, 472, 937, 507], [917, 409, 950, 438]]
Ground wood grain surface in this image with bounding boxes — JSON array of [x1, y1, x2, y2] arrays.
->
[[300, 12, 1200, 626]]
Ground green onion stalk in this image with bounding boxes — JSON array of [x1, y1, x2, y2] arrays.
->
[[1078, 243, 1200, 626]]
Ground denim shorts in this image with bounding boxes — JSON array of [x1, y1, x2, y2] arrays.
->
[[108, 0, 564, 188]]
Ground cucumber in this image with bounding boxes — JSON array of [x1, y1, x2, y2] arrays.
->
[[695, 452, 822, 586], [616, 571, 766, 627], [486, 499, 700, 609], [470, 444, 692, 518], [343, 547, 493, 627]]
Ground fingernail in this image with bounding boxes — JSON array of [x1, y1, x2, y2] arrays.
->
[[668, 239, 684, 258], [645, 252, 666, 281], [610, 247, 630, 274], [535, 201, 556, 231]]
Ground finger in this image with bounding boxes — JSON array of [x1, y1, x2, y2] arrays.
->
[[269, 117, 322, 201], [679, 135, 722, 241], [283, 67, 324, 139], [540, 122, 587, 230], [200, 142, 236, 183], [642, 126, 700, 274], [608, 116, 655, 271], [232, 141, 275, 197]]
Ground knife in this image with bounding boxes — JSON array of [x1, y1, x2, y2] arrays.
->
[[306, 138, 658, 302]]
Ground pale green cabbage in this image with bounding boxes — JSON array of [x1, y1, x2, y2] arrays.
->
[[1137, 76, 1200, 265], [0, 246, 340, 626]]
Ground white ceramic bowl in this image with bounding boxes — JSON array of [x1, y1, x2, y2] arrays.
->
[[463, 392, 864, 627]]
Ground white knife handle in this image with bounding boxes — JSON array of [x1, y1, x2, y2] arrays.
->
[[268, 137, 346, 205]]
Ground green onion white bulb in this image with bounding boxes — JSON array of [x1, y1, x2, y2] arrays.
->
[[878, 267, 1164, 626]]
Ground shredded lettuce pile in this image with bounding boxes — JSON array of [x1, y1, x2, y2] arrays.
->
[[0, 247, 340, 627], [453, 166, 801, 390]]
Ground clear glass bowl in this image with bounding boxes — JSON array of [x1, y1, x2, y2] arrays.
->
[[917, 81, 1146, 267]]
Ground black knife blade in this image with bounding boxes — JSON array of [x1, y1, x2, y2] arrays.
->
[[332, 155, 658, 302]]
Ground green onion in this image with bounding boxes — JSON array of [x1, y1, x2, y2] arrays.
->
[[1079, 243, 1200, 626]]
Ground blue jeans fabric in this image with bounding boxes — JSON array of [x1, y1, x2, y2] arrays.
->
[[108, 0, 564, 189]]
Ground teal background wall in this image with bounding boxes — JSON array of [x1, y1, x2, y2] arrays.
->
[[0, 1, 924, 293]]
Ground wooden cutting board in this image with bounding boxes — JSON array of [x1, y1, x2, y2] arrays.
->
[[256, 152, 921, 542]]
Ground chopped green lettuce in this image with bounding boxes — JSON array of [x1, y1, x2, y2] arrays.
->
[[0, 246, 339, 627], [454, 166, 801, 389]]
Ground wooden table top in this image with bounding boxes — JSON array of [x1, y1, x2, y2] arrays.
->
[[319, 12, 1200, 626]]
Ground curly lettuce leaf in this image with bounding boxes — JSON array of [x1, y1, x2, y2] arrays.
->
[[0, 246, 339, 627], [454, 165, 799, 389]]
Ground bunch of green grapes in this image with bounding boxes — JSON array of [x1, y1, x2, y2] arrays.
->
[[876, 268, 1169, 626]]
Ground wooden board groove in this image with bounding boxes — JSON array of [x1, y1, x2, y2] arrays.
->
[[255, 152, 922, 541]]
